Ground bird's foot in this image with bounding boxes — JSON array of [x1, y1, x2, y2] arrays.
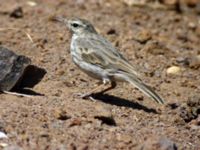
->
[[73, 92, 96, 101]]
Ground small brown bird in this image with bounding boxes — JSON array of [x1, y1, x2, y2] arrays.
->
[[56, 17, 164, 104]]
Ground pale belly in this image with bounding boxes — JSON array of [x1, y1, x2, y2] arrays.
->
[[71, 54, 107, 80]]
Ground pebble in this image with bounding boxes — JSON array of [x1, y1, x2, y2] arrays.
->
[[94, 105, 116, 126], [26, 1, 37, 7], [10, 7, 23, 18], [0, 131, 7, 139], [188, 22, 197, 30], [166, 66, 181, 75], [176, 55, 200, 68], [69, 118, 82, 127], [179, 95, 200, 123], [94, 105, 112, 118], [176, 57, 190, 66], [123, 0, 146, 6], [0, 143, 8, 148], [134, 29, 152, 44], [189, 55, 200, 69], [54, 109, 71, 121], [107, 28, 116, 35], [142, 137, 177, 150], [116, 133, 132, 143]]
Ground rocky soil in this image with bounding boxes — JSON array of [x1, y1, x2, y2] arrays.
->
[[0, 0, 200, 149]]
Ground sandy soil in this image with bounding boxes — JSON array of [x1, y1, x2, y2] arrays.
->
[[0, 0, 200, 149]]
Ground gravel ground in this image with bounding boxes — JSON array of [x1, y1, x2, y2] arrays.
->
[[0, 0, 200, 149]]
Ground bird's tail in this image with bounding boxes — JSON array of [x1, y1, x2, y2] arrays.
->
[[124, 74, 165, 104]]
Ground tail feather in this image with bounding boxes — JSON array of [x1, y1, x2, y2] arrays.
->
[[125, 75, 165, 104]]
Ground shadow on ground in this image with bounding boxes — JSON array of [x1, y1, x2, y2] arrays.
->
[[92, 93, 158, 114], [12, 65, 46, 96]]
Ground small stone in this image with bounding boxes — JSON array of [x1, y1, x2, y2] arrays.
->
[[95, 105, 112, 118], [0, 143, 8, 147], [56, 69, 65, 76], [54, 109, 71, 121], [179, 95, 200, 123], [188, 22, 197, 30], [189, 116, 200, 129], [107, 29, 116, 35], [189, 55, 200, 69], [116, 134, 132, 143], [94, 105, 116, 126], [159, 137, 178, 150], [123, 0, 146, 6], [176, 57, 190, 66], [26, 1, 37, 7], [142, 136, 177, 150], [166, 66, 181, 75], [0, 131, 7, 139], [10, 7, 23, 18], [69, 118, 82, 127], [134, 29, 152, 44]]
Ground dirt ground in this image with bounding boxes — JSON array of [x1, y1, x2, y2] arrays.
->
[[0, 0, 200, 149]]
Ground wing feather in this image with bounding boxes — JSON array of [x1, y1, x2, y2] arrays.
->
[[76, 35, 139, 76]]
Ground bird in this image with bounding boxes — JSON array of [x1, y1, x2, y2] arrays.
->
[[55, 17, 165, 104]]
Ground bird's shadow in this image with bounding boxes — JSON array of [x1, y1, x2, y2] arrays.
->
[[92, 93, 158, 114], [11, 65, 46, 96]]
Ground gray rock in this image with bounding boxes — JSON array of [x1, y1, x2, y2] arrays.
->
[[0, 46, 31, 91]]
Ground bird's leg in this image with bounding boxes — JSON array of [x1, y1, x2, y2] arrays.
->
[[78, 79, 113, 99], [80, 82, 107, 99], [97, 81, 117, 94]]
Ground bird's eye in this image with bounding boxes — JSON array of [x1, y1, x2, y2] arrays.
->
[[72, 23, 79, 28]]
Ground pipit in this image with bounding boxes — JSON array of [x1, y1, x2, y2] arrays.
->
[[55, 17, 164, 104]]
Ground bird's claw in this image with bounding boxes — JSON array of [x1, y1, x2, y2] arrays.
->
[[73, 92, 96, 101]]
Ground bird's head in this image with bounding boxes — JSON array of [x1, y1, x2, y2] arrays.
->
[[55, 17, 97, 35]]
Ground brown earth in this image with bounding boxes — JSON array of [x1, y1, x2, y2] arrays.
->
[[0, 0, 200, 149]]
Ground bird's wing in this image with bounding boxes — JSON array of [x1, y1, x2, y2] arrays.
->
[[76, 35, 139, 76]]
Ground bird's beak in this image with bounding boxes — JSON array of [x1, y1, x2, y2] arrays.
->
[[54, 16, 68, 25]]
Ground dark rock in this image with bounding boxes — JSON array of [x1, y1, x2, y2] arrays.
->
[[167, 103, 179, 110], [10, 7, 23, 18], [94, 116, 116, 126], [107, 29, 116, 35], [179, 95, 200, 123], [54, 109, 71, 121], [176, 57, 190, 66], [0, 46, 31, 91]]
